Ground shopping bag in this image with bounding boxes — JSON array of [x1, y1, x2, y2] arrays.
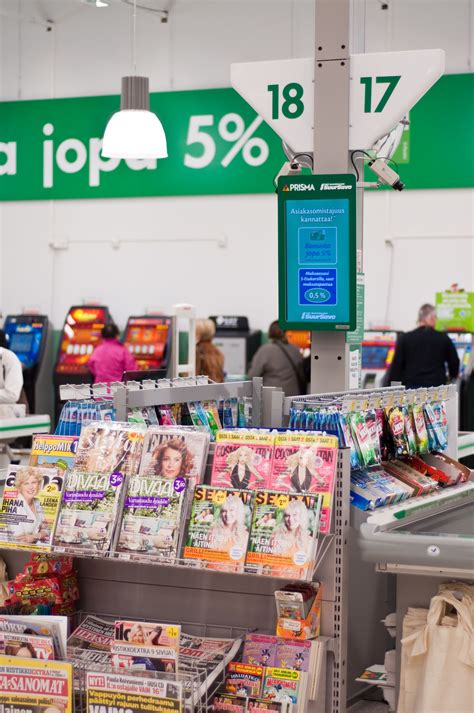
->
[[398, 591, 474, 713]]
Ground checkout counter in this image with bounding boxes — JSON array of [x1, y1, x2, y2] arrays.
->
[[210, 315, 261, 380]]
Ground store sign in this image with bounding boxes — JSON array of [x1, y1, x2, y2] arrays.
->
[[231, 49, 445, 151], [436, 292, 474, 332], [0, 88, 285, 201], [0, 73, 472, 201], [278, 174, 356, 331]]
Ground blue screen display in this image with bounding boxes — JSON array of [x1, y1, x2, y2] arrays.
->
[[4, 320, 45, 368], [285, 198, 351, 326]]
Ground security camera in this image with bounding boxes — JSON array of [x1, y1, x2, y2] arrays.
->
[[368, 158, 405, 191], [273, 160, 302, 190]]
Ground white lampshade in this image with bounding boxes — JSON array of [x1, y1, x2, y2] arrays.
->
[[101, 76, 168, 159]]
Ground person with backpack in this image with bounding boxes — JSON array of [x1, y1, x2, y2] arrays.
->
[[248, 321, 306, 396]]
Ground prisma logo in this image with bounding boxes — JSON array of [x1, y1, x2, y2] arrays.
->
[[320, 183, 352, 190], [288, 183, 316, 191]]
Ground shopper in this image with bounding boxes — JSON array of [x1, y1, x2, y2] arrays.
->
[[388, 304, 460, 388], [248, 321, 306, 396], [0, 329, 25, 418], [88, 323, 137, 384], [195, 319, 225, 383]]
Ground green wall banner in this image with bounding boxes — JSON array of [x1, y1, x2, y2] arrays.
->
[[0, 74, 472, 201]]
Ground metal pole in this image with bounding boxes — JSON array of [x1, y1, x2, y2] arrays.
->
[[311, 0, 352, 393]]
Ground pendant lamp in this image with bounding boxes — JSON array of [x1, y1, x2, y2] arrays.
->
[[101, 1, 167, 159]]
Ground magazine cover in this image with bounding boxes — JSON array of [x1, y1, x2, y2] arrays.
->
[[262, 668, 300, 704], [179, 633, 240, 664], [0, 631, 55, 660], [242, 634, 278, 668], [86, 671, 183, 713], [211, 432, 274, 490], [0, 615, 68, 659], [248, 701, 283, 712], [53, 470, 126, 553], [73, 422, 145, 477], [183, 486, 254, 571], [246, 491, 322, 578], [67, 615, 115, 653], [139, 427, 209, 490], [30, 435, 79, 476], [0, 656, 73, 713], [270, 433, 338, 534], [212, 695, 246, 712], [225, 662, 264, 697], [115, 474, 188, 561], [112, 621, 180, 673], [275, 640, 311, 672], [0, 465, 65, 551]]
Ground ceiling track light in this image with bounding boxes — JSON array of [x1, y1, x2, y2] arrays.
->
[[101, 0, 168, 159]]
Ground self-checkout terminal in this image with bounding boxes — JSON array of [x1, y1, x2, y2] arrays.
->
[[209, 316, 261, 380], [53, 305, 113, 420], [123, 315, 172, 375], [3, 313, 52, 414]]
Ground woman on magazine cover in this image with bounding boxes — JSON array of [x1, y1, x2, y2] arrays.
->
[[208, 495, 249, 559], [7, 468, 48, 544], [285, 448, 325, 492], [225, 446, 265, 490], [148, 438, 194, 479], [270, 500, 313, 561]]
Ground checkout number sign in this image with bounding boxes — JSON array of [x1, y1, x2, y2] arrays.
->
[[278, 175, 357, 331]]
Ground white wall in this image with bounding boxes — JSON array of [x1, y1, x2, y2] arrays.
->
[[0, 0, 473, 332]]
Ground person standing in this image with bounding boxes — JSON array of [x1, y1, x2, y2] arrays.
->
[[248, 321, 306, 396], [388, 304, 460, 388], [88, 323, 137, 384], [195, 319, 225, 382], [0, 329, 25, 418]]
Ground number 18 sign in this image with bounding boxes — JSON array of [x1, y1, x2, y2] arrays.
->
[[278, 174, 356, 331]]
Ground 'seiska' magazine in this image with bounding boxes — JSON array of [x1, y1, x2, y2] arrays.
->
[[183, 486, 254, 572], [245, 490, 322, 578]]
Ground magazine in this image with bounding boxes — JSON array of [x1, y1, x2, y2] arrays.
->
[[0, 615, 68, 659], [67, 615, 115, 653], [212, 695, 246, 712], [274, 640, 312, 672], [211, 432, 274, 490], [29, 435, 79, 476], [245, 491, 322, 578], [114, 474, 188, 561], [53, 470, 126, 553], [0, 631, 55, 660], [242, 634, 278, 668], [262, 668, 300, 705], [73, 422, 145, 477], [270, 433, 338, 533], [248, 701, 283, 712], [86, 671, 183, 713], [139, 427, 209, 490], [0, 465, 65, 551], [0, 656, 73, 713], [111, 620, 181, 674], [183, 486, 254, 571], [179, 633, 242, 705], [225, 662, 264, 697]]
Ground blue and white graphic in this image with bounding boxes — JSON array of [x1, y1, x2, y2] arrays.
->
[[298, 227, 337, 265], [299, 269, 337, 305]]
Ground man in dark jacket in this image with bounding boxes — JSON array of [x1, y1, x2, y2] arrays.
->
[[388, 304, 460, 388]]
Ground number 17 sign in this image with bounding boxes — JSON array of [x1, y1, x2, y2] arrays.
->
[[231, 49, 444, 152]]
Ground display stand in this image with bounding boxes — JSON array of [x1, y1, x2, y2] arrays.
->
[[1, 378, 353, 713]]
